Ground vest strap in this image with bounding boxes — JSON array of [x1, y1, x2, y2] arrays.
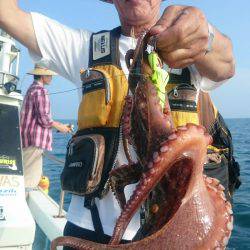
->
[[84, 196, 104, 235], [89, 27, 122, 68]]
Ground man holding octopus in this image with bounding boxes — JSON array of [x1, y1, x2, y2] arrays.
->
[[0, 0, 235, 246]]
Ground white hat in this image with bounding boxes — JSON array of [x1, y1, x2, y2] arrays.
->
[[27, 64, 57, 76]]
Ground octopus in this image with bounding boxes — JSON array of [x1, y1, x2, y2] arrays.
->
[[51, 32, 233, 250]]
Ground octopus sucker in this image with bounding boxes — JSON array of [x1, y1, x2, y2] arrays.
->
[[168, 133, 177, 140], [160, 145, 169, 153], [177, 125, 188, 131]]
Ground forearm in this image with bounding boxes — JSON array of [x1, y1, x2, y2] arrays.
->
[[0, 0, 41, 55], [195, 26, 235, 82], [52, 121, 72, 134]]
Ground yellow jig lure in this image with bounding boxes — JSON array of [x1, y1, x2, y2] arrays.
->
[[148, 51, 169, 109]]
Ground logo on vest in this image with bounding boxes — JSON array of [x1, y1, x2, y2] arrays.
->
[[93, 32, 110, 60], [169, 68, 183, 75], [68, 162, 83, 168]]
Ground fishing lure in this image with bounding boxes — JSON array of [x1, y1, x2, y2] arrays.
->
[[148, 51, 169, 109]]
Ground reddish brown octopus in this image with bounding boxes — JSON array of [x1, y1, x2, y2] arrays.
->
[[51, 32, 233, 250]]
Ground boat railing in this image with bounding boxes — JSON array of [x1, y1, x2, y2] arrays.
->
[[0, 71, 19, 85]]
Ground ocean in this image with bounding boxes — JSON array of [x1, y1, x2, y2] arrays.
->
[[44, 118, 250, 249]]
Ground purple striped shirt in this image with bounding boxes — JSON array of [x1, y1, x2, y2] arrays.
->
[[21, 81, 53, 151]]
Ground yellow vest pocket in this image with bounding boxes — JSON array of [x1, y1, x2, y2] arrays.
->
[[78, 69, 112, 128], [78, 66, 128, 130]]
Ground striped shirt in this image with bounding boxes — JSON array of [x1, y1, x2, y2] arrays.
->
[[21, 81, 53, 151]]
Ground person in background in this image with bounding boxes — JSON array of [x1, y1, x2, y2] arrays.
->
[[20, 64, 72, 189], [0, 0, 236, 247]]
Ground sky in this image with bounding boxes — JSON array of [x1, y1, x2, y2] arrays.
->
[[16, 0, 250, 119]]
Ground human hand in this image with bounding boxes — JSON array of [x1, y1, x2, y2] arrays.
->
[[53, 121, 73, 134], [60, 124, 74, 134], [149, 5, 209, 68]]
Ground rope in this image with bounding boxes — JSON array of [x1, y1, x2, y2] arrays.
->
[[43, 151, 65, 166]]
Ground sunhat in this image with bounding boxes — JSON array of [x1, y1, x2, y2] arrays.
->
[[27, 64, 57, 76]]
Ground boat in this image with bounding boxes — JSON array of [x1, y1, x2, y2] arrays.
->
[[0, 29, 67, 249]]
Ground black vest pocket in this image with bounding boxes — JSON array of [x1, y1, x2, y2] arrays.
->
[[61, 134, 105, 195], [61, 127, 120, 198]]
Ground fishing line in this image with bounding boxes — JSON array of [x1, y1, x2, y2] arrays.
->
[[48, 87, 81, 95], [26, 71, 170, 97], [26, 72, 131, 97]]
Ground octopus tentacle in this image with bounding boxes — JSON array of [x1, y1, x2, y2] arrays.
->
[[203, 175, 234, 249], [122, 96, 133, 144], [109, 163, 142, 209], [50, 236, 93, 250], [109, 124, 211, 245]]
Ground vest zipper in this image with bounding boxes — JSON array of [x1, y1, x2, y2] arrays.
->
[[100, 125, 121, 197], [170, 83, 197, 98], [81, 69, 111, 105]]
